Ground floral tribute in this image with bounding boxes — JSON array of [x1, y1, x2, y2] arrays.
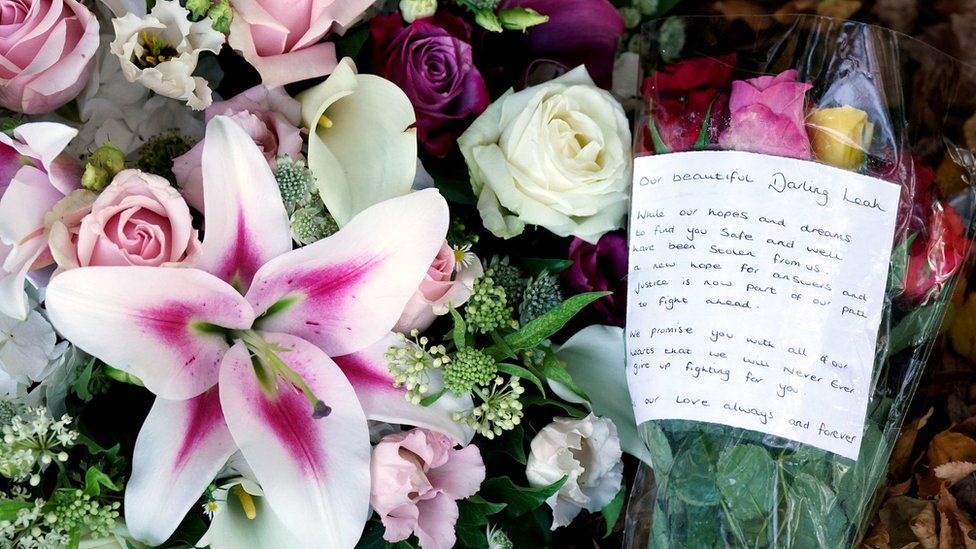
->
[[0, 0, 668, 546]]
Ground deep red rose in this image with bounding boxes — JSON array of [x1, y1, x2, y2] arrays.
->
[[371, 12, 490, 157], [641, 54, 737, 153], [903, 203, 968, 303], [562, 232, 628, 326]]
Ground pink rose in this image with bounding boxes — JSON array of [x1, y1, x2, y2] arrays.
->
[[52, 169, 201, 269], [173, 85, 303, 212], [394, 241, 483, 333], [370, 428, 485, 549], [718, 69, 813, 159], [227, 0, 374, 87], [0, 122, 81, 319], [0, 0, 99, 114]]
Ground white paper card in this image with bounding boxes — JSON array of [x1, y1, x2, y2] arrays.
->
[[625, 151, 901, 459]]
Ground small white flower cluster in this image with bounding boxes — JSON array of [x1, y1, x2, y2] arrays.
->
[[0, 497, 69, 549], [0, 406, 77, 485], [453, 376, 525, 439], [385, 331, 450, 404]]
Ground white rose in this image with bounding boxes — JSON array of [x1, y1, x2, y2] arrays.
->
[[110, 0, 224, 110], [526, 413, 624, 529], [458, 66, 632, 243]]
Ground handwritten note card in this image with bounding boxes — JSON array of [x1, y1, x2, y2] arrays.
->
[[625, 151, 901, 459]]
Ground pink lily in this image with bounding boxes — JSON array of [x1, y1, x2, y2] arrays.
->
[[45, 117, 470, 546]]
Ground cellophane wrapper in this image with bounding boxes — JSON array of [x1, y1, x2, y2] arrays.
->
[[622, 15, 976, 548]]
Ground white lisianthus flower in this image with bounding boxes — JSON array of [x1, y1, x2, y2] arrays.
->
[[525, 413, 624, 529], [400, 0, 437, 22], [110, 0, 224, 110], [458, 66, 632, 243]]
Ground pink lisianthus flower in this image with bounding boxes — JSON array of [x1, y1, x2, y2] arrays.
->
[[370, 428, 485, 549], [227, 0, 374, 87], [0, 0, 99, 114], [0, 123, 81, 319], [48, 169, 201, 272], [394, 240, 483, 334], [718, 69, 813, 159], [174, 85, 304, 212]]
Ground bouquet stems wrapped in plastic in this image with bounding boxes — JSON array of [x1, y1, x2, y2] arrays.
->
[[622, 15, 976, 548]]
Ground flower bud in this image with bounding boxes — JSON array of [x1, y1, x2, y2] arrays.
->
[[185, 0, 211, 18], [497, 7, 549, 31], [475, 10, 503, 33], [807, 105, 875, 170], [82, 142, 125, 191], [399, 0, 437, 22], [207, 0, 233, 34]]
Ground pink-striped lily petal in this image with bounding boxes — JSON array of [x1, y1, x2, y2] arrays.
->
[[45, 267, 255, 399], [125, 389, 238, 545], [219, 333, 371, 545], [246, 189, 449, 357], [334, 334, 474, 444], [196, 116, 292, 292]]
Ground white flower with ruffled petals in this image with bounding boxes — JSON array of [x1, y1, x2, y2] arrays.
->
[[110, 0, 224, 110]]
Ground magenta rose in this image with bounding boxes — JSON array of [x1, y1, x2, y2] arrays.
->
[[0, 0, 99, 114], [371, 12, 489, 157], [718, 69, 813, 159], [173, 85, 304, 212], [50, 169, 201, 270], [562, 232, 627, 326]]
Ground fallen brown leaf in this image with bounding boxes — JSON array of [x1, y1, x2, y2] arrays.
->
[[816, 0, 862, 18], [928, 431, 976, 467], [910, 501, 938, 549], [949, 294, 976, 362], [892, 409, 935, 480], [713, 0, 773, 29], [935, 461, 976, 484], [882, 497, 935, 549], [936, 486, 976, 549], [863, 518, 891, 548]]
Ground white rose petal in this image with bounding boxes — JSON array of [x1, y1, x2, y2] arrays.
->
[[526, 413, 624, 529], [459, 66, 632, 243]]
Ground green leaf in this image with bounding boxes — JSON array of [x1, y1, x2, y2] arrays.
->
[[640, 421, 673, 472], [355, 520, 387, 549], [692, 97, 716, 151], [494, 425, 527, 464], [496, 363, 545, 394], [426, 162, 478, 206], [335, 26, 370, 60], [0, 500, 32, 521], [887, 296, 949, 355], [602, 484, 626, 537], [449, 305, 467, 350], [670, 434, 721, 506], [480, 476, 567, 517], [419, 387, 447, 407], [520, 258, 574, 277], [502, 292, 610, 352], [539, 349, 587, 401], [783, 473, 849, 547], [487, 331, 518, 362], [887, 232, 919, 292], [520, 394, 588, 418], [55, 100, 82, 124], [71, 357, 97, 402], [716, 444, 776, 520], [455, 495, 507, 549], [84, 466, 121, 496]]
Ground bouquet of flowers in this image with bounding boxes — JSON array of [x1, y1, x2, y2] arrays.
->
[[0, 0, 684, 547], [622, 15, 976, 548]]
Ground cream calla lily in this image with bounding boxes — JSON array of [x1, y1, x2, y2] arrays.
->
[[196, 477, 308, 549], [297, 58, 418, 226]]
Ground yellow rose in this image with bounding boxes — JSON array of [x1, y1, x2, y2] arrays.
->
[[807, 106, 875, 169]]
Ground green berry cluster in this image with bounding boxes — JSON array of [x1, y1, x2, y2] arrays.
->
[[464, 271, 516, 334], [444, 348, 497, 394]]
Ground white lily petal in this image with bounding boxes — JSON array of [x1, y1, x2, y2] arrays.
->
[[297, 58, 417, 226], [45, 267, 255, 399], [196, 116, 292, 292], [246, 189, 449, 357], [553, 325, 653, 465], [125, 389, 237, 545], [333, 334, 474, 444], [218, 334, 370, 545]]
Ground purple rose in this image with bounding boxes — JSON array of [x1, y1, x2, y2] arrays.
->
[[371, 12, 490, 157], [562, 232, 627, 326], [718, 69, 813, 159]]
